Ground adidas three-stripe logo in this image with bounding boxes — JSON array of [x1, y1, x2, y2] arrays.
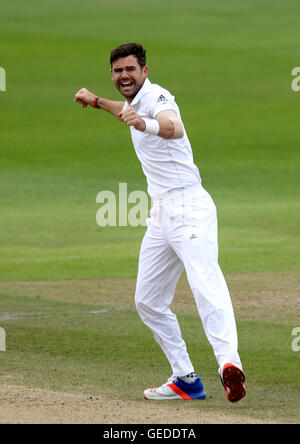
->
[[157, 94, 168, 103]]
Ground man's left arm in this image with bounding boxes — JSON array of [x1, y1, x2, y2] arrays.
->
[[119, 108, 184, 139]]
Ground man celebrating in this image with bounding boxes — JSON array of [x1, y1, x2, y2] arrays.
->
[[74, 43, 246, 403]]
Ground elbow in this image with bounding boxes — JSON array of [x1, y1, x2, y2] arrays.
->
[[170, 119, 184, 139], [172, 127, 184, 139], [158, 118, 184, 139], [163, 125, 177, 139]]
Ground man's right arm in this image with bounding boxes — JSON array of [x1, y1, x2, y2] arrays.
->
[[74, 88, 124, 117]]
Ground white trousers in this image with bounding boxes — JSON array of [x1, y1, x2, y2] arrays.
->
[[135, 184, 242, 377]]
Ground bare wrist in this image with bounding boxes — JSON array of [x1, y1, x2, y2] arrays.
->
[[138, 119, 146, 131]]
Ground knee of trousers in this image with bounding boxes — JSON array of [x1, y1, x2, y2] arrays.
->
[[135, 291, 161, 320], [135, 294, 151, 316]]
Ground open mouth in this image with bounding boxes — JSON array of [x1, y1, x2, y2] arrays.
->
[[120, 81, 134, 89]]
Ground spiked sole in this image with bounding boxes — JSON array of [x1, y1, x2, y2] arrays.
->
[[222, 364, 246, 403]]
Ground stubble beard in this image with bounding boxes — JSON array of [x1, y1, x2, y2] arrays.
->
[[117, 78, 145, 101]]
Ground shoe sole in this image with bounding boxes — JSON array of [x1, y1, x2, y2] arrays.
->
[[222, 364, 246, 403], [143, 392, 182, 400]]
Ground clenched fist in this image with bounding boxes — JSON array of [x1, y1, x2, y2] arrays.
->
[[118, 108, 146, 131], [74, 88, 97, 108]]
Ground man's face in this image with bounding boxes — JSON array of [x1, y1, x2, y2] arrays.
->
[[111, 55, 148, 102]]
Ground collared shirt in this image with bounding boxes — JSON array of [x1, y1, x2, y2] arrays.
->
[[122, 78, 201, 198]]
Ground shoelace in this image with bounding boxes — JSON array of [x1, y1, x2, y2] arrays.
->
[[155, 376, 177, 391], [164, 376, 177, 387]]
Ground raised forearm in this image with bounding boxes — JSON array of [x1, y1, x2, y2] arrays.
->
[[74, 88, 124, 117], [96, 97, 124, 117]]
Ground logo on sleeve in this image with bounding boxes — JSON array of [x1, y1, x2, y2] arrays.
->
[[157, 94, 168, 103]]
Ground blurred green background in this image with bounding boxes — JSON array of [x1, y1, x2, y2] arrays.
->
[[1, 0, 299, 281]]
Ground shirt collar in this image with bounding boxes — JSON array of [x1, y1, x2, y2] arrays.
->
[[126, 77, 152, 107]]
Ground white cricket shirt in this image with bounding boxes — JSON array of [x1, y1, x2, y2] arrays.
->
[[122, 78, 201, 198]]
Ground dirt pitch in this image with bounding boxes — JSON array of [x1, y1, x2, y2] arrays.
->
[[0, 382, 278, 424]]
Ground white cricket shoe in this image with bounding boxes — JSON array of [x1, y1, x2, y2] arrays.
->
[[143, 375, 206, 400]]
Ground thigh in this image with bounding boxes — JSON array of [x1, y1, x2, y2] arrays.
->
[[168, 191, 233, 317], [169, 188, 219, 265], [135, 225, 184, 309]]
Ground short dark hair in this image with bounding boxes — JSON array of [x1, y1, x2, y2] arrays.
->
[[110, 43, 147, 68]]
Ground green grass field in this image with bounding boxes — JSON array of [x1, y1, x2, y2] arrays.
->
[[0, 0, 299, 423]]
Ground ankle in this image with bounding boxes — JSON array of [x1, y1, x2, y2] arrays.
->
[[178, 372, 198, 383]]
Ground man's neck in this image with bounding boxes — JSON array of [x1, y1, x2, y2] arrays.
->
[[126, 78, 148, 104]]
